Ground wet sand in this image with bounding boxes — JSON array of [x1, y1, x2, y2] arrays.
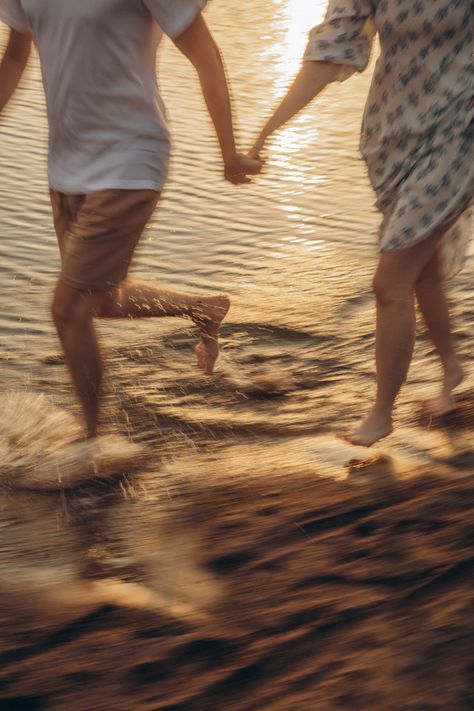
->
[[0, 468, 473, 710]]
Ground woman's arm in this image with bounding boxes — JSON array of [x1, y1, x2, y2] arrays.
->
[[0, 29, 32, 113], [249, 61, 341, 157]]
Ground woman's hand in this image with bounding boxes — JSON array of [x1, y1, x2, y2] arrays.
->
[[248, 136, 266, 161]]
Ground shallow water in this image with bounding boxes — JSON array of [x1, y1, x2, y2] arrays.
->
[[1, 0, 472, 436], [1, 0, 473, 507], [0, 6, 472, 473]]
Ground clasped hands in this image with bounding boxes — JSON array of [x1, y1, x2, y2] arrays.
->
[[223, 135, 267, 185]]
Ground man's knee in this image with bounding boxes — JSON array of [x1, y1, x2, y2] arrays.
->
[[95, 287, 122, 317], [51, 284, 95, 333]]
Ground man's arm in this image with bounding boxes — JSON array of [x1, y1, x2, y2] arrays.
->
[[0, 29, 32, 112], [173, 14, 261, 184]]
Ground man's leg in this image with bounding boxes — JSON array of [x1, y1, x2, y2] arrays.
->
[[52, 280, 230, 438], [342, 229, 444, 447], [98, 280, 230, 374], [52, 283, 103, 439], [51, 188, 230, 438], [415, 251, 463, 415]]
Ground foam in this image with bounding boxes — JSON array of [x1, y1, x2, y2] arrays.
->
[[0, 391, 145, 490]]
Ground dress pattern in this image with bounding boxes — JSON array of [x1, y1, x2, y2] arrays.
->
[[304, 0, 474, 277]]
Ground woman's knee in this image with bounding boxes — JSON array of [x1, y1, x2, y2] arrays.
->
[[372, 272, 413, 308]]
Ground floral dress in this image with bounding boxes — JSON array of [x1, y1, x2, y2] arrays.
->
[[304, 0, 473, 277]]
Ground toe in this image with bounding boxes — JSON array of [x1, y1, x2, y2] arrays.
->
[[339, 432, 373, 448]]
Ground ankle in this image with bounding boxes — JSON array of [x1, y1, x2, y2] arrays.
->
[[441, 354, 461, 371], [370, 403, 394, 423], [83, 416, 98, 440]]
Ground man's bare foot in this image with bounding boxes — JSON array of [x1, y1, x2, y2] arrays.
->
[[425, 360, 464, 417], [339, 409, 393, 448], [192, 295, 230, 374]]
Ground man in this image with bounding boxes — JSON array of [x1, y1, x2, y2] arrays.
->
[[0, 0, 261, 439]]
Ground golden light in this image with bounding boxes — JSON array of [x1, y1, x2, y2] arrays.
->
[[259, 0, 327, 162], [273, 0, 326, 89]]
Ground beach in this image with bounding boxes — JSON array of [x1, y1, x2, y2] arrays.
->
[[0, 0, 473, 708]]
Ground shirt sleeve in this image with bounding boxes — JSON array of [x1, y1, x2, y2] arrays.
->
[[143, 0, 208, 40], [303, 0, 375, 81], [0, 0, 30, 34]]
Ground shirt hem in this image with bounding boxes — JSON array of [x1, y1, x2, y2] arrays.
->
[[48, 178, 165, 195], [0, 11, 30, 34]]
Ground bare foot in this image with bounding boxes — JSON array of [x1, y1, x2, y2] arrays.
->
[[192, 295, 230, 374], [339, 409, 393, 448], [426, 360, 464, 417]]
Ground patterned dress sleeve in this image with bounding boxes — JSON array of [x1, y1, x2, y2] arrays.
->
[[143, 0, 208, 40], [0, 0, 30, 34], [303, 0, 375, 81]]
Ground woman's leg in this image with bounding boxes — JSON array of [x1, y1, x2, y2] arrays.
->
[[342, 229, 444, 447], [415, 251, 463, 415]]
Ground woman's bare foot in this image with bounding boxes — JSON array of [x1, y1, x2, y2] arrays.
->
[[192, 295, 230, 374], [339, 408, 393, 448], [425, 359, 464, 417]]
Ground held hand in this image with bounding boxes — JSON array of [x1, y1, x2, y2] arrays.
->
[[224, 152, 262, 185]]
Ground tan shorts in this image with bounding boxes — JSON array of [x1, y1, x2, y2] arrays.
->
[[50, 188, 160, 292]]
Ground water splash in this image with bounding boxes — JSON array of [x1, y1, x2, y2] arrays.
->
[[0, 391, 145, 490]]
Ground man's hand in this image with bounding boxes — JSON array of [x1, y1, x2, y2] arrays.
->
[[224, 152, 262, 185]]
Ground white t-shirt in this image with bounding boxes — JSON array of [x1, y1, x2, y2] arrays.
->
[[0, 0, 207, 193]]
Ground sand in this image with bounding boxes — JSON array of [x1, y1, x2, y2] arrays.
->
[[0, 465, 472, 711]]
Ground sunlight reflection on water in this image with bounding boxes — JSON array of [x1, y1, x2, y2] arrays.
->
[[272, 0, 326, 87]]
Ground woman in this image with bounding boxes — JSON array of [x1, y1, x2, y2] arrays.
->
[[251, 0, 473, 446]]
